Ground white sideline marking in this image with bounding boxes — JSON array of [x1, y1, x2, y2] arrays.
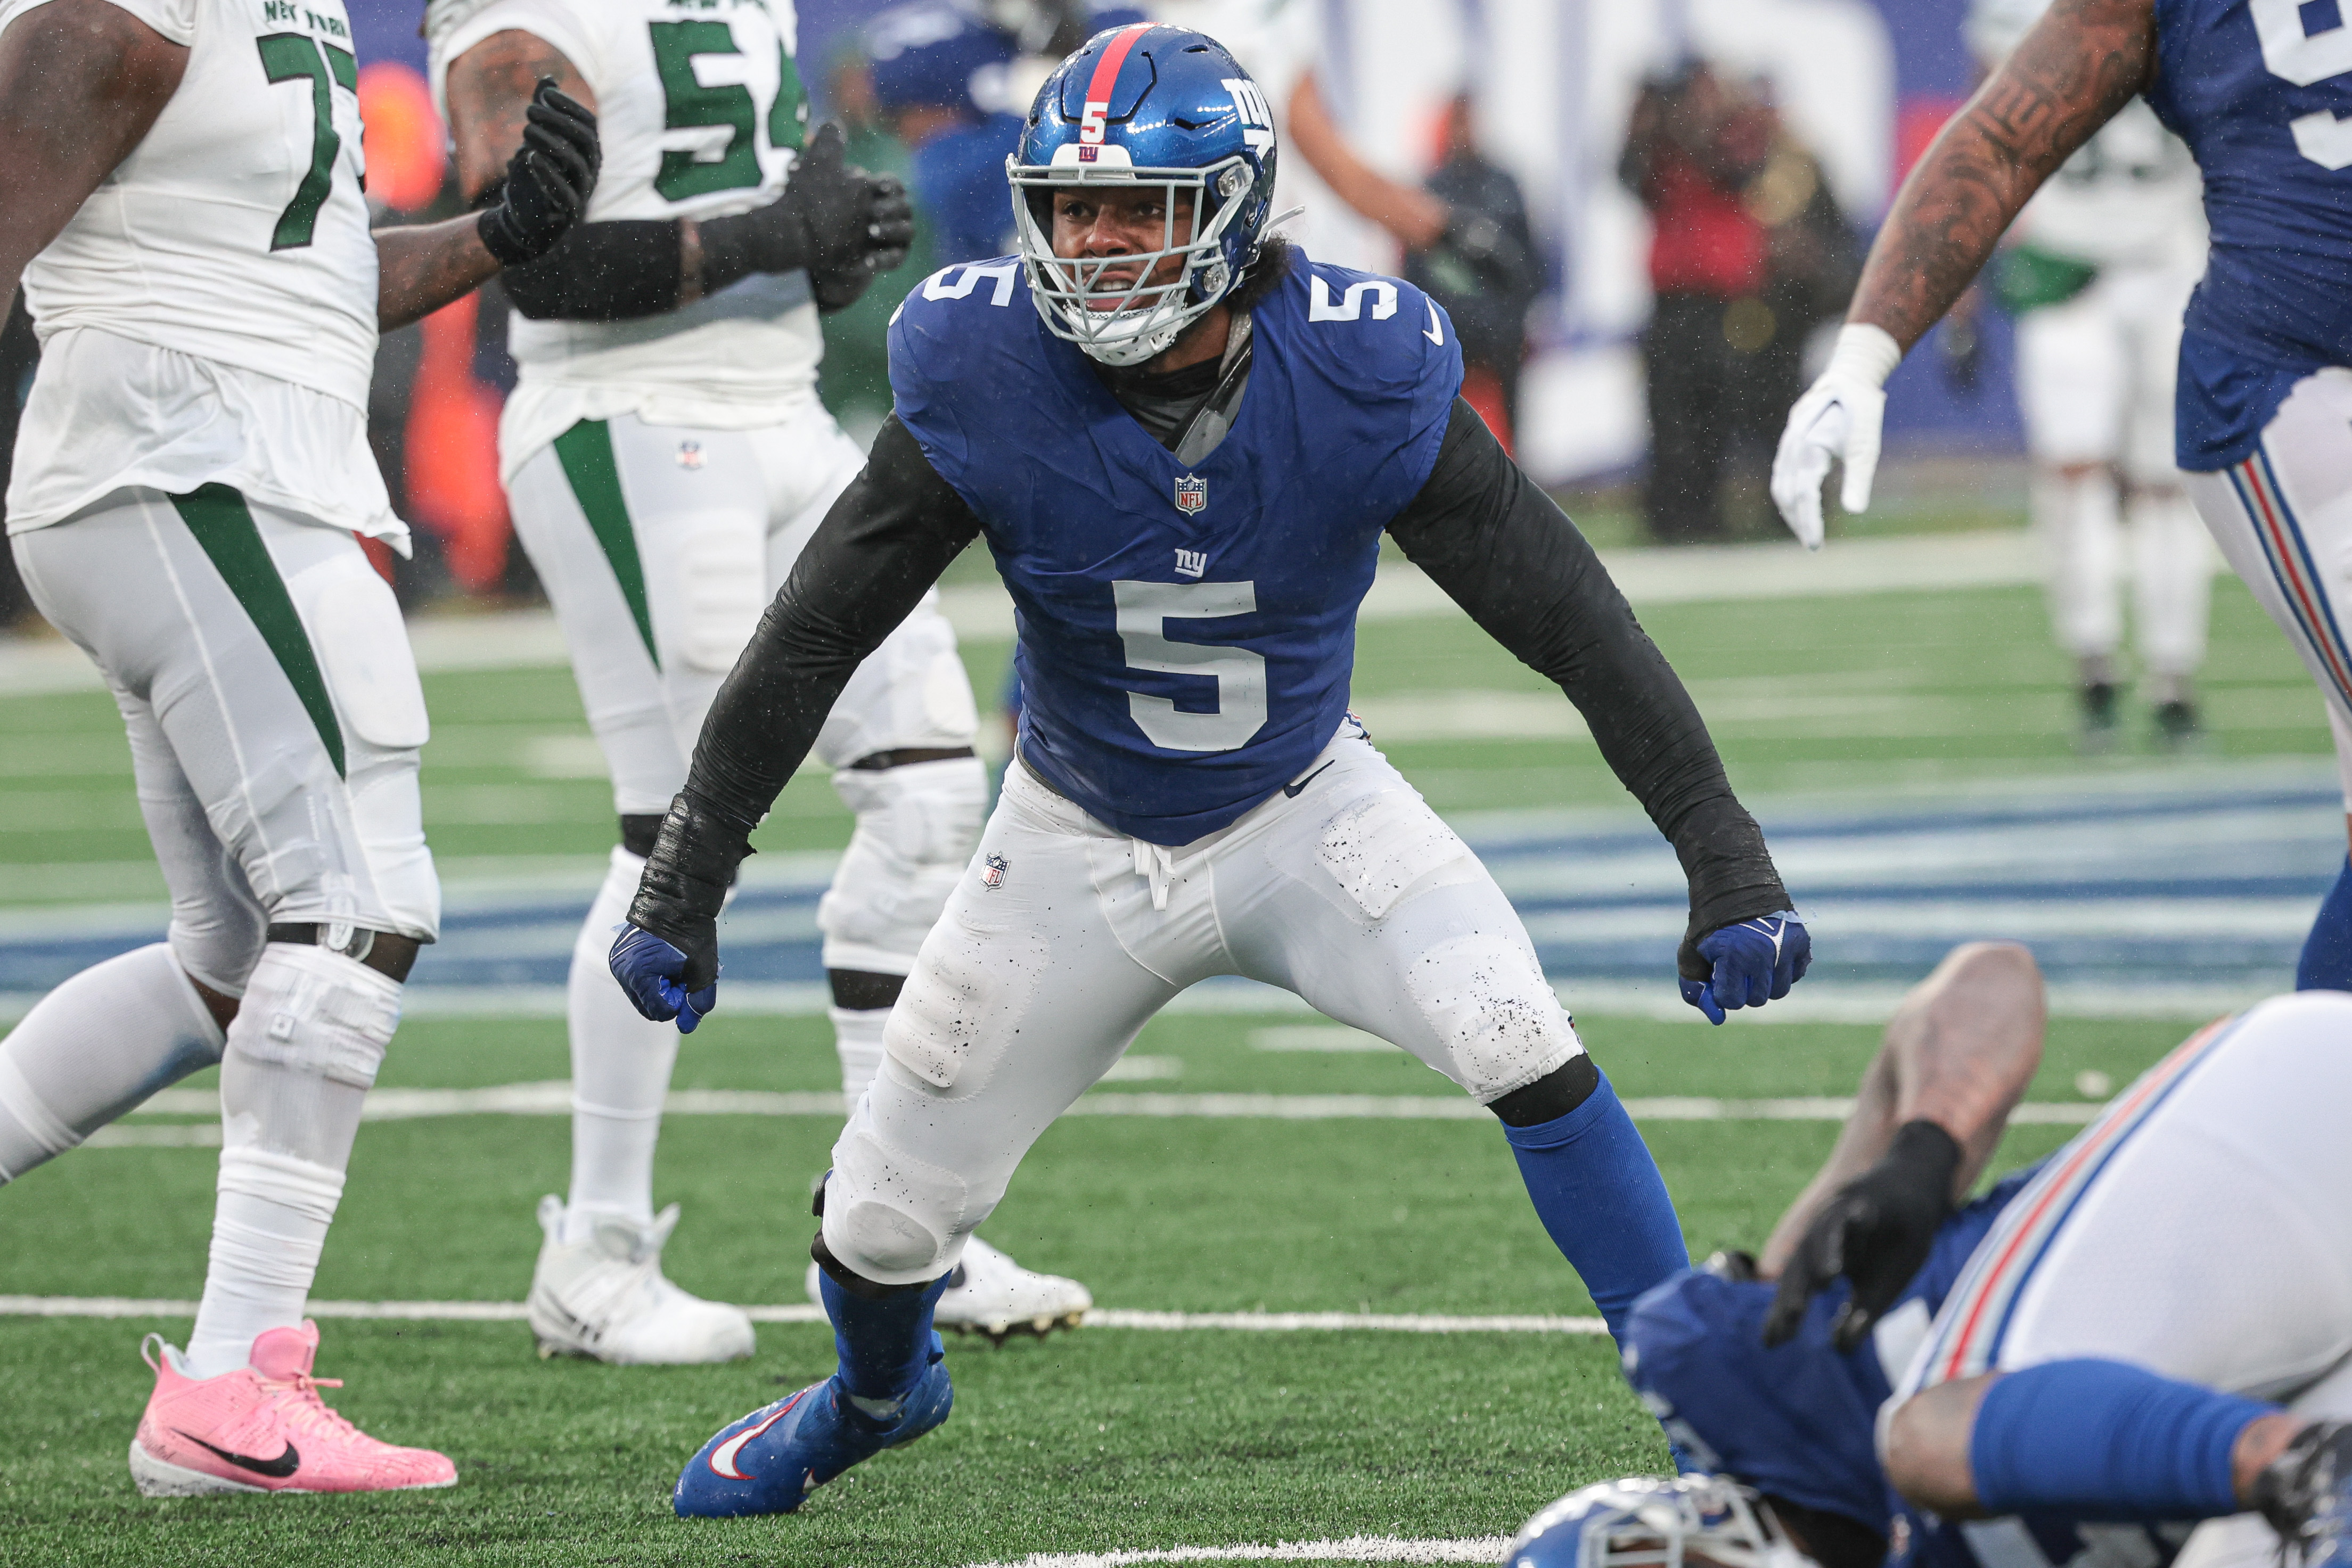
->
[[94, 1081, 2104, 1143], [957, 1534, 1514, 1567], [0, 1296, 1608, 1335]]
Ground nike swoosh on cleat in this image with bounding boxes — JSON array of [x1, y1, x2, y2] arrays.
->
[[1283, 761, 1337, 798], [708, 1388, 808, 1480], [176, 1431, 300, 1479]]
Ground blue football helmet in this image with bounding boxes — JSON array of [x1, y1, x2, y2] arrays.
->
[[1509, 1475, 1818, 1568], [1008, 23, 1280, 365]]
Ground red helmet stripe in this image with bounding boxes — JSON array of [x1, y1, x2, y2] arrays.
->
[[1081, 23, 1154, 117]]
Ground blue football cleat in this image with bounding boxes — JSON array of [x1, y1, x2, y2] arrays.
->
[[673, 1353, 953, 1517]]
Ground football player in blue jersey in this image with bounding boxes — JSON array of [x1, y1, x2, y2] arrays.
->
[[1505, 943, 2352, 1568], [609, 23, 1814, 1517], [1772, 0, 2352, 993]]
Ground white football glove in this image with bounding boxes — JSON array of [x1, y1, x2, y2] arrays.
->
[[1769, 323, 1905, 550]]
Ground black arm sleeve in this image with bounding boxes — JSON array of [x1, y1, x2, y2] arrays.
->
[[496, 213, 686, 321], [1386, 399, 1790, 979], [627, 415, 984, 946]]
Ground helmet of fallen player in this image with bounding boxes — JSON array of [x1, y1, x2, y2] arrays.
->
[[1507, 1474, 1818, 1568], [1007, 23, 1279, 366]]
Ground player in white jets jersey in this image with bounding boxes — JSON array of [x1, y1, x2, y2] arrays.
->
[[0, 0, 596, 1496], [1969, 0, 2214, 746], [428, 0, 1092, 1366]]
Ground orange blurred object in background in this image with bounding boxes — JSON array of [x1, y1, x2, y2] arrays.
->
[[357, 61, 446, 215]]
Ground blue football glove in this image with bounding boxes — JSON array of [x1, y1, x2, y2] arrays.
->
[[609, 923, 718, 1033], [1679, 911, 1810, 1024]]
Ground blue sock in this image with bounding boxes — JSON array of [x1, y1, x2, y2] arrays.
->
[[1970, 1359, 2276, 1519], [2298, 855, 2352, 990], [1501, 1067, 1689, 1344], [819, 1266, 953, 1410]]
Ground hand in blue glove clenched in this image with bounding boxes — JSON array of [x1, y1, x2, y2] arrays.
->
[[1679, 912, 1810, 1024], [610, 923, 719, 1033]]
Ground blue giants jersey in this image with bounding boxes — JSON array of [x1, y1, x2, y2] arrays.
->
[[2148, 0, 2352, 467], [1626, 1164, 2187, 1568], [889, 251, 1462, 843]]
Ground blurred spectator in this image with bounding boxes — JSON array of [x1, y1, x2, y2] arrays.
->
[[868, 2, 1026, 267], [1402, 96, 1544, 453], [1621, 62, 1854, 543]]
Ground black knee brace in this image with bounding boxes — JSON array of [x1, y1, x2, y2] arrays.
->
[[829, 969, 907, 1010], [1486, 1054, 1599, 1128]]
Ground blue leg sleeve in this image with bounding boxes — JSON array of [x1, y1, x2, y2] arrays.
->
[[1501, 1067, 1689, 1344], [2297, 854, 2352, 991], [820, 1267, 953, 1405], [1970, 1359, 2276, 1519]]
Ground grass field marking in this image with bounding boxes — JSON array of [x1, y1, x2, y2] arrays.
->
[[0, 1296, 1609, 1335], [956, 1532, 1516, 1567], [88, 1083, 2104, 1145], [1251, 1027, 1392, 1052]]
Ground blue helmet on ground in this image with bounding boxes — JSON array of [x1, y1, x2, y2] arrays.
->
[[1509, 1475, 1818, 1568], [1008, 24, 1280, 365]]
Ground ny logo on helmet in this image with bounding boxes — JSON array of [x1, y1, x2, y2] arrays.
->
[[1174, 475, 1207, 516], [1221, 78, 1274, 154]]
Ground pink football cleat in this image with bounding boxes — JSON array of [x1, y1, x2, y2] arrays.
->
[[128, 1320, 457, 1496]]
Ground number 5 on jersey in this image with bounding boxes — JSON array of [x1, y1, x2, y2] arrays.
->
[[257, 32, 357, 250], [1114, 580, 1268, 752]]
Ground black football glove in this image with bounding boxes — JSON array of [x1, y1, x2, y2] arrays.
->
[[698, 122, 902, 285], [810, 175, 915, 314], [477, 78, 600, 266], [1763, 1118, 1961, 1352]]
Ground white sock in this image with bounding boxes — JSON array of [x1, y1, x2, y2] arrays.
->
[[565, 848, 676, 1241], [186, 943, 397, 1378], [0, 943, 225, 1183], [830, 1005, 890, 1103], [185, 1147, 344, 1378]]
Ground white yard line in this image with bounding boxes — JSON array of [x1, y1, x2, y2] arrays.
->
[[75, 1085, 2103, 1150], [95, 1082, 2107, 1130], [0, 1295, 1605, 1336], [957, 1535, 1516, 1567]]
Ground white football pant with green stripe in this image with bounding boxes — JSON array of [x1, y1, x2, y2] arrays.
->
[[5, 487, 431, 1376], [504, 405, 985, 1236]]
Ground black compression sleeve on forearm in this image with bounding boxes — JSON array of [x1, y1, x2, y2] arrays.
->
[[692, 205, 791, 298], [496, 217, 685, 321], [1387, 400, 1790, 973], [681, 414, 982, 836]]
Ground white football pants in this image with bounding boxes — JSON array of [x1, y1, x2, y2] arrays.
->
[[1892, 990, 2352, 1568], [2014, 265, 2212, 679], [2182, 367, 2352, 806], [818, 726, 1588, 1286], [504, 405, 984, 974], [11, 488, 440, 990]]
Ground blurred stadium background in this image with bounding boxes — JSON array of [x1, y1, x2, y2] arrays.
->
[[0, 1, 2338, 1562]]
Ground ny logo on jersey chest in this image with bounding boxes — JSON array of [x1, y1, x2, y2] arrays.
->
[[1174, 474, 1207, 517], [1173, 549, 1207, 578]]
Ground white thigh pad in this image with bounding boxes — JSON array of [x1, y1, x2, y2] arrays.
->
[[882, 908, 1052, 1091], [226, 943, 401, 1090], [1314, 787, 1483, 924], [820, 757, 988, 973], [300, 557, 429, 751], [677, 514, 768, 674]]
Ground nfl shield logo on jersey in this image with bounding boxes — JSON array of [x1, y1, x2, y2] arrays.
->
[[1174, 475, 1207, 516], [981, 853, 1010, 890]]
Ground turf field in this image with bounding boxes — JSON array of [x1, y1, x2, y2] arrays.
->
[[0, 536, 2337, 1566]]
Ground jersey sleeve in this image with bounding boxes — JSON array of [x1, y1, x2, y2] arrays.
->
[[886, 261, 1016, 512], [0, 0, 195, 45], [427, 0, 607, 120]]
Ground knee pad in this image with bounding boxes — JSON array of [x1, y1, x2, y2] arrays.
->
[[225, 943, 401, 1091], [819, 757, 988, 970], [821, 1097, 981, 1285]]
